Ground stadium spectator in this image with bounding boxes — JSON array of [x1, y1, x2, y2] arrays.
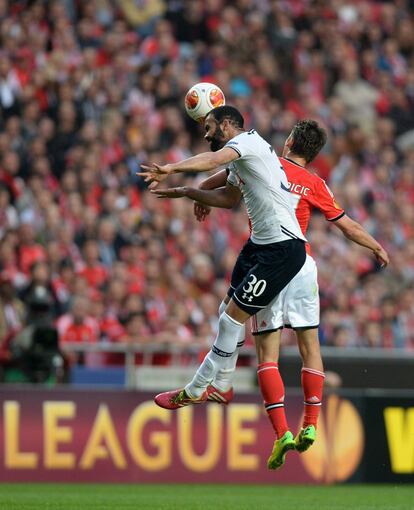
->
[[57, 295, 99, 366], [0, 271, 25, 344], [0, 0, 413, 376]]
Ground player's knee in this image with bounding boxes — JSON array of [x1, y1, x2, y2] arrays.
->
[[218, 300, 227, 316], [299, 343, 321, 364]]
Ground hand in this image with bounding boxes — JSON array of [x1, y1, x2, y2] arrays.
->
[[150, 187, 188, 199], [373, 246, 389, 268], [138, 163, 173, 189], [194, 202, 211, 222]]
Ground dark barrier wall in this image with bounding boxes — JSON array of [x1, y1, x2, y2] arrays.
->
[[0, 387, 413, 484], [279, 352, 414, 390]]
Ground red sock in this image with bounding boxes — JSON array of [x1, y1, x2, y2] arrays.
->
[[257, 362, 288, 438], [301, 367, 325, 428]]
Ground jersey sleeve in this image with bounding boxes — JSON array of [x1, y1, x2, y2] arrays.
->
[[312, 178, 345, 221], [224, 132, 252, 158]]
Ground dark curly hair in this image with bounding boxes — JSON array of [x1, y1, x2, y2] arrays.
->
[[207, 105, 244, 129]]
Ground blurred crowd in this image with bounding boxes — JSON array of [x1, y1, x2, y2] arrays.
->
[[0, 0, 413, 378]]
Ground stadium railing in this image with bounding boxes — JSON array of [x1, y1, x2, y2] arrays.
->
[[60, 343, 414, 390]]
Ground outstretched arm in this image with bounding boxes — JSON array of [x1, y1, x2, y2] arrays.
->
[[152, 181, 242, 209], [139, 148, 239, 188], [333, 215, 389, 267]]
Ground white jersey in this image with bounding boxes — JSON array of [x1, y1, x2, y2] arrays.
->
[[226, 129, 306, 245]]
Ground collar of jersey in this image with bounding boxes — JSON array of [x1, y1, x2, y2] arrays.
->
[[283, 157, 306, 169]]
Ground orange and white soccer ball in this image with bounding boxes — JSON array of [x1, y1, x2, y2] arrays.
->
[[184, 82, 225, 122]]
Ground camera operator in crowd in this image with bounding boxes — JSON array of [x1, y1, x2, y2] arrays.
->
[[1, 285, 65, 383]]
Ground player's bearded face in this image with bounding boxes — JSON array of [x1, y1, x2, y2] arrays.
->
[[207, 123, 226, 152]]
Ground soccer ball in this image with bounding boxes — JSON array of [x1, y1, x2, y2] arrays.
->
[[184, 82, 225, 123]]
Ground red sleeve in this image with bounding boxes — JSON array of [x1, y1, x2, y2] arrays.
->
[[311, 178, 345, 221]]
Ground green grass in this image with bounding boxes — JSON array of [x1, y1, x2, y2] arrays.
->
[[0, 483, 413, 510]]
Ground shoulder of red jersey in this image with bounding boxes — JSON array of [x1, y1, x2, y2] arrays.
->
[[312, 175, 345, 221], [280, 157, 345, 221], [280, 157, 317, 182], [280, 156, 321, 193]]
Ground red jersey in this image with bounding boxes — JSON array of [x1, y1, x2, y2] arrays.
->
[[280, 157, 345, 253], [77, 264, 109, 289], [60, 323, 98, 344], [19, 244, 47, 274]]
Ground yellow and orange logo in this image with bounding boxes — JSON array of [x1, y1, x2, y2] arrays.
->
[[300, 395, 364, 483]]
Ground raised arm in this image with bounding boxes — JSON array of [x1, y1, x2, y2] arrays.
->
[[333, 215, 389, 267]]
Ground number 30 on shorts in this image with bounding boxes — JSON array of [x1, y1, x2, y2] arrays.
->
[[242, 274, 267, 297]]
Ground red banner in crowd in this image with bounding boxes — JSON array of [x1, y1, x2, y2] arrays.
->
[[0, 388, 365, 483]]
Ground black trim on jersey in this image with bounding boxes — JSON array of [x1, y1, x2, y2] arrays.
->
[[212, 345, 233, 358], [226, 145, 242, 158], [284, 157, 306, 169], [327, 211, 345, 222], [252, 327, 283, 336], [281, 225, 300, 240], [237, 340, 245, 348]]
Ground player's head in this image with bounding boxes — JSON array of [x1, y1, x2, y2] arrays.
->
[[204, 106, 244, 152], [285, 119, 327, 163]]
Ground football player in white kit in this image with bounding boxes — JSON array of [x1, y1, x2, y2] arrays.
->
[[140, 107, 307, 449]]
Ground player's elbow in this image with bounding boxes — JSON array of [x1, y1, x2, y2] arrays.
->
[[226, 194, 241, 209], [341, 225, 354, 238], [223, 199, 236, 209], [336, 217, 361, 239]]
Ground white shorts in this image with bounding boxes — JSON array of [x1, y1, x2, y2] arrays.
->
[[251, 254, 319, 334]]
